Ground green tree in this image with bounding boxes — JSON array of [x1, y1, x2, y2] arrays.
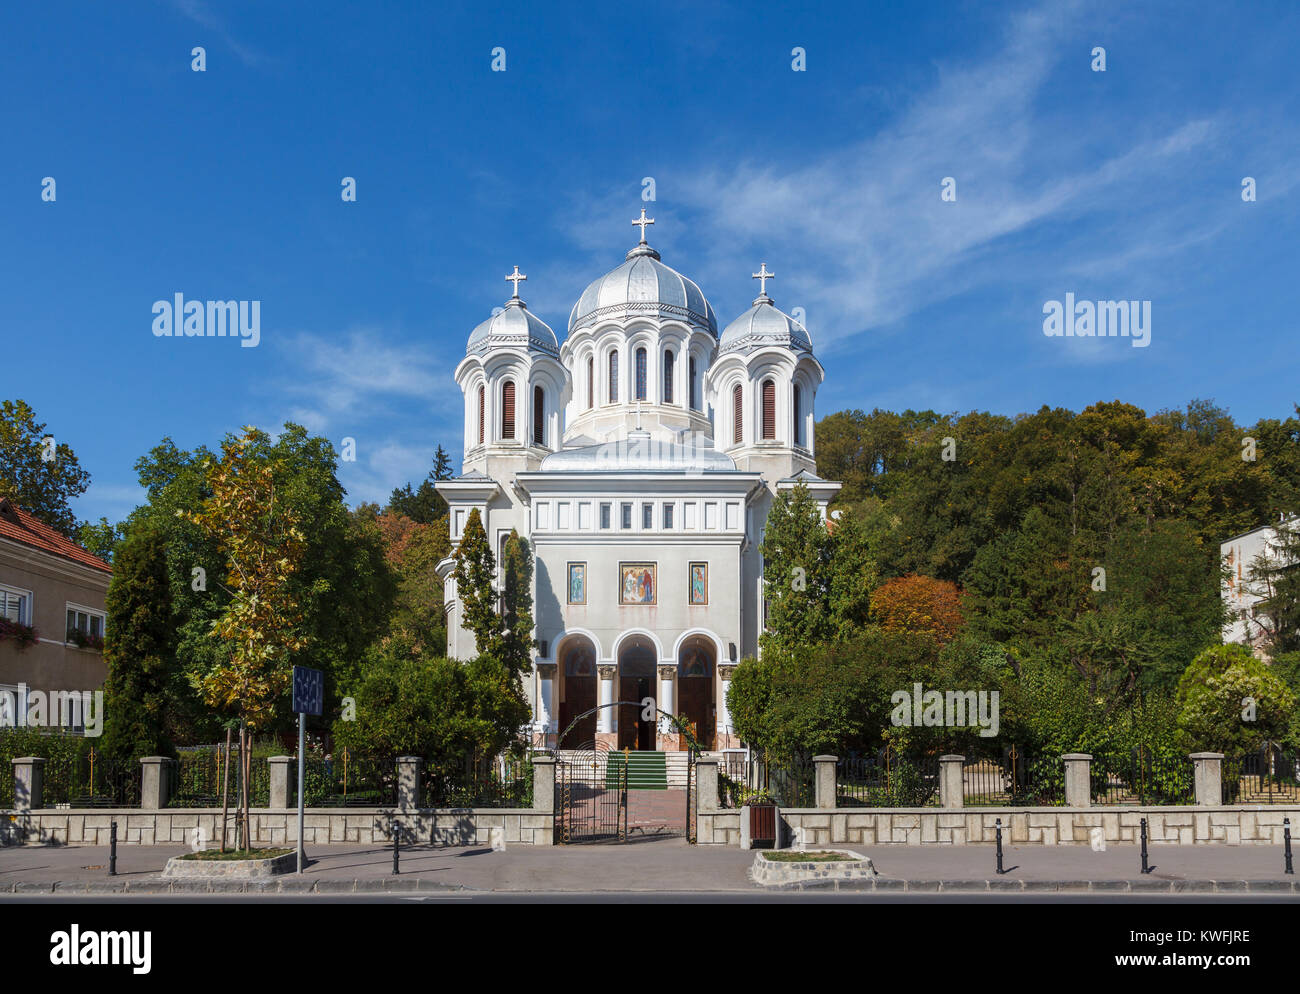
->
[[1245, 516, 1300, 655], [0, 399, 92, 537], [77, 517, 122, 564], [498, 529, 535, 676], [452, 508, 498, 657], [759, 482, 834, 662], [100, 523, 175, 762], [1175, 644, 1297, 752], [387, 445, 455, 524]]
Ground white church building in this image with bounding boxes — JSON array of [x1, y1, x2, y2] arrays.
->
[[436, 212, 840, 752]]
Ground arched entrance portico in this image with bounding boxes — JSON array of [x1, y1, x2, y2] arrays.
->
[[556, 637, 597, 748], [617, 635, 657, 750]]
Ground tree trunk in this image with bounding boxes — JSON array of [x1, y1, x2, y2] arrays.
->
[[220, 727, 232, 853], [244, 725, 252, 851]]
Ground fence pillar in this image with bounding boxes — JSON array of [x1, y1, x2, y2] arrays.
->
[[396, 756, 423, 809], [696, 756, 720, 814], [531, 755, 556, 814], [939, 754, 965, 809], [813, 755, 838, 809], [139, 756, 174, 809], [268, 756, 295, 809], [1062, 753, 1092, 808], [11, 757, 45, 811], [1190, 752, 1224, 807]]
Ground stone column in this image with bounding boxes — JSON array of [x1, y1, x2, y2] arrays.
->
[[11, 757, 45, 811], [656, 665, 676, 734], [696, 756, 720, 814], [717, 664, 737, 745], [597, 664, 616, 734], [536, 663, 556, 735], [813, 755, 838, 810], [1190, 752, 1224, 807], [268, 756, 295, 809], [939, 754, 965, 809], [139, 756, 175, 809], [397, 755, 423, 809], [1062, 753, 1092, 808]]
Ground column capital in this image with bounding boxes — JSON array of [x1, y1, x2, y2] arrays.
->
[[536, 662, 557, 678], [718, 664, 738, 680], [657, 664, 677, 680], [597, 664, 617, 680]]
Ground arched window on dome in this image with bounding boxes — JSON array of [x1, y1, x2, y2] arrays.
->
[[762, 379, 776, 441], [793, 383, 803, 447], [501, 380, 516, 440], [689, 356, 698, 410], [635, 347, 648, 401], [533, 385, 545, 447], [586, 356, 594, 410], [608, 350, 619, 403], [477, 385, 485, 445], [662, 350, 674, 404], [732, 384, 743, 445]]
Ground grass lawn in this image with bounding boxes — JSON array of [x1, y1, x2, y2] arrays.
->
[[179, 848, 294, 862], [761, 850, 859, 863]]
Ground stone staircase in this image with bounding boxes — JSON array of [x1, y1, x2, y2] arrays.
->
[[555, 749, 709, 789]]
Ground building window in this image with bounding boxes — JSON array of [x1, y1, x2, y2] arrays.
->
[[689, 356, 697, 410], [642, 503, 653, 529], [732, 384, 743, 444], [66, 607, 105, 648], [477, 385, 485, 445], [586, 356, 594, 409], [501, 380, 516, 440], [762, 379, 776, 440], [608, 350, 619, 403], [621, 502, 633, 529], [600, 503, 611, 529], [663, 504, 674, 529], [0, 586, 30, 625], [635, 347, 647, 401], [793, 383, 803, 446], [663, 350, 674, 403], [533, 385, 545, 446]]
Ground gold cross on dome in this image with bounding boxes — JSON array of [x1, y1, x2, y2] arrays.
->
[[632, 208, 655, 244], [505, 266, 527, 297], [752, 263, 775, 296]]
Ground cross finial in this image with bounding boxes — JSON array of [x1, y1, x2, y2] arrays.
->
[[752, 263, 775, 297], [632, 208, 655, 244], [505, 266, 527, 298]]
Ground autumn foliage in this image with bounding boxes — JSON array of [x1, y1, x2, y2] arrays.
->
[[869, 574, 966, 644]]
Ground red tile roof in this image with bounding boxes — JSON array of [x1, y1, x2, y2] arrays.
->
[[0, 499, 112, 574]]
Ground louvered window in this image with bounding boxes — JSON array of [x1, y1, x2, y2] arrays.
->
[[502, 380, 515, 440], [533, 385, 545, 446], [732, 385, 743, 444], [635, 348, 647, 401], [689, 356, 697, 410], [587, 357, 594, 409], [762, 380, 776, 440], [477, 385, 485, 444], [609, 351, 619, 403], [663, 350, 674, 403]]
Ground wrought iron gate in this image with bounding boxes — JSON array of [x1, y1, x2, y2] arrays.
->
[[556, 745, 627, 844]]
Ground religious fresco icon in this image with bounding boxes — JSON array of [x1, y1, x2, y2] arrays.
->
[[619, 563, 657, 605], [689, 562, 708, 605], [567, 563, 586, 604]]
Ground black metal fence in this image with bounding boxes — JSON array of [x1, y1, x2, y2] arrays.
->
[[1091, 748, 1194, 805], [1222, 744, 1300, 805], [838, 750, 940, 807], [423, 754, 533, 808], [169, 746, 269, 807], [719, 753, 815, 808]]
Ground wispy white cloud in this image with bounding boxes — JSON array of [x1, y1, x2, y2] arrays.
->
[[166, 0, 267, 67]]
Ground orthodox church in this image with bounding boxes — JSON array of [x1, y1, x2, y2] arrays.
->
[[436, 212, 840, 753]]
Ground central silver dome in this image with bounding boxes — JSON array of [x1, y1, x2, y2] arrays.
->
[[568, 244, 718, 337]]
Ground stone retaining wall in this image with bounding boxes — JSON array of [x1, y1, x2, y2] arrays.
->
[[772, 806, 1300, 846], [0, 808, 551, 847]]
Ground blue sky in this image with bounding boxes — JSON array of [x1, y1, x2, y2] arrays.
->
[[2, 0, 1297, 526]]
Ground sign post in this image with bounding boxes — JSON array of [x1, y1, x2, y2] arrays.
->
[[291, 665, 323, 874]]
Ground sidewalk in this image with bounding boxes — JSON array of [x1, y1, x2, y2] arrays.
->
[[0, 840, 1296, 894]]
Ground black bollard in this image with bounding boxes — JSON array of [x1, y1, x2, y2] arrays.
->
[[1285, 818, 1294, 876], [109, 820, 117, 876], [392, 831, 400, 875], [1140, 817, 1150, 874], [995, 818, 1004, 874]]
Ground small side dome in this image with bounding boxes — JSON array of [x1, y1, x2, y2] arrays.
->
[[719, 295, 812, 355], [466, 268, 559, 357]]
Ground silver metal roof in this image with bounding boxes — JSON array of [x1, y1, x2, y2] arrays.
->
[[540, 430, 736, 472], [567, 244, 718, 337], [718, 293, 813, 355], [466, 298, 560, 357]]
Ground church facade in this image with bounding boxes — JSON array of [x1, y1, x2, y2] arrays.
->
[[436, 213, 840, 753]]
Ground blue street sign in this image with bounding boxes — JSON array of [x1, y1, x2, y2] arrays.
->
[[292, 666, 323, 716]]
